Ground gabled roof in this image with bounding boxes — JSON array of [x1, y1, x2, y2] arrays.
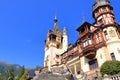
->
[[76, 21, 91, 32]]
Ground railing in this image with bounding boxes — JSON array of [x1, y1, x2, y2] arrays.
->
[[95, 40, 106, 49], [85, 68, 100, 76], [62, 47, 78, 60], [102, 74, 120, 80], [82, 44, 95, 53]]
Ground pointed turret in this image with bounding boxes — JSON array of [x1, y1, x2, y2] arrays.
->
[[53, 16, 61, 35], [92, 0, 116, 26], [93, 0, 111, 12], [54, 16, 58, 26], [62, 27, 68, 52], [44, 16, 63, 70], [63, 27, 67, 35], [95, 0, 109, 3]]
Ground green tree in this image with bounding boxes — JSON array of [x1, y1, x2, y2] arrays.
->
[[100, 60, 120, 76], [16, 66, 25, 80], [35, 65, 41, 71], [20, 72, 28, 80], [9, 67, 14, 80], [2, 67, 15, 80]]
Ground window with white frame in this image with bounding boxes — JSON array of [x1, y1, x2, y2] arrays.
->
[[96, 33, 102, 43], [104, 31, 109, 40]]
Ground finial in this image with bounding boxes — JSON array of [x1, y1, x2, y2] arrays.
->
[[54, 15, 58, 23]]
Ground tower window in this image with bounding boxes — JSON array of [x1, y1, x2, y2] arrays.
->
[[89, 59, 98, 70], [56, 55, 59, 58], [111, 53, 116, 60], [57, 45, 59, 49], [104, 31, 109, 40], [98, 18, 103, 25], [102, 7, 107, 12], [100, 54, 102, 59]]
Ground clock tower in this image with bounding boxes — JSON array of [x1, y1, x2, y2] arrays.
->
[[44, 16, 68, 71]]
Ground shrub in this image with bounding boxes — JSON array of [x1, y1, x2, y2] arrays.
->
[[100, 60, 120, 76]]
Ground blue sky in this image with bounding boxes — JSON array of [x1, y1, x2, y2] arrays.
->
[[0, 0, 119, 68]]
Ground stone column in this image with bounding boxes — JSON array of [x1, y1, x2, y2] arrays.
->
[[74, 64, 77, 74]]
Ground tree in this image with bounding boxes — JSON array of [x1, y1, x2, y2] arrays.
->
[[9, 67, 14, 80], [35, 65, 41, 71], [16, 66, 25, 80], [20, 72, 28, 80], [100, 60, 120, 76]]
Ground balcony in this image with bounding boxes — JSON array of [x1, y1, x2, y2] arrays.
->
[[81, 44, 96, 59], [94, 9, 114, 19], [95, 40, 106, 49], [82, 44, 95, 53], [85, 51, 96, 59]]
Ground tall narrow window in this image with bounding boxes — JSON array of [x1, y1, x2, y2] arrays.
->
[[82, 37, 88, 47], [57, 45, 59, 49], [111, 53, 116, 60], [102, 7, 107, 12], [96, 33, 102, 43], [88, 36, 92, 45], [104, 31, 109, 40], [89, 59, 98, 70]]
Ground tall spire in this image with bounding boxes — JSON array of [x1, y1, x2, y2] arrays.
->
[[54, 15, 58, 26], [53, 16, 61, 34]]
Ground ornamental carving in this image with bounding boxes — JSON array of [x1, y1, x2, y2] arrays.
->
[[109, 29, 116, 37]]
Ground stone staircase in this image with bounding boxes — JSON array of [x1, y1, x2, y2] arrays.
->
[[32, 66, 77, 80]]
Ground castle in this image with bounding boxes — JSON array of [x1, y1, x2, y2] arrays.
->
[[44, 0, 120, 79]]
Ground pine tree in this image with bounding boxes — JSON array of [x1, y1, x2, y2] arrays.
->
[[9, 67, 14, 79], [20, 72, 28, 80], [16, 66, 25, 80]]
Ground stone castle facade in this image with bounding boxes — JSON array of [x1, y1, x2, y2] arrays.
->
[[44, 0, 120, 80]]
